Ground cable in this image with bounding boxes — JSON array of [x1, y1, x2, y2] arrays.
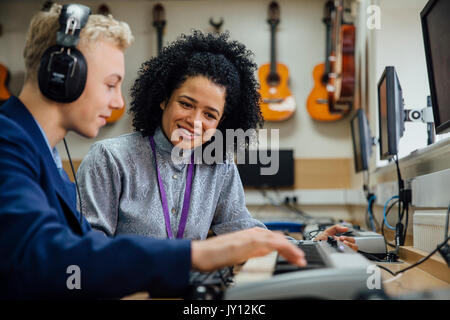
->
[[357, 250, 389, 262], [403, 203, 409, 244], [259, 189, 313, 222], [378, 235, 450, 276], [367, 194, 377, 232], [381, 199, 399, 249], [394, 155, 404, 221], [63, 138, 83, 225], [259, 189, 301, 216], [383, 196, 399, 230], [394, 154, 412, 246], [445, 204, 450, 242], [273, 187, 316, 220], [376, 264, 396, 276]]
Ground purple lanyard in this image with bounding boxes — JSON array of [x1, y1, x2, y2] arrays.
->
[[149, 136, 194, 239]]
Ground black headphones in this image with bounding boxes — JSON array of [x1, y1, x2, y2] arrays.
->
[[38, 4, 91, 103]]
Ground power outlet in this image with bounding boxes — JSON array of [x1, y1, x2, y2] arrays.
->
[[283, 196, 298, 205]]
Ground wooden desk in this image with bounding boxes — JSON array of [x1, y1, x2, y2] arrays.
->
[[378, 246, 449, 297]]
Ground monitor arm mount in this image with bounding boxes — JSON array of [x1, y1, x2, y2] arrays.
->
[[404, 96, 435, 145]]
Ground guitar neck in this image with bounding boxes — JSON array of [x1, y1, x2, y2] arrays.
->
[[270, 23, 277, 75], [153, 21, 166, 55], [324, 23, 332, 75], [156, 27, 163, 54]]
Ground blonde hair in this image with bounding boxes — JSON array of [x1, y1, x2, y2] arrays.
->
[[23, 4, 134, 82]]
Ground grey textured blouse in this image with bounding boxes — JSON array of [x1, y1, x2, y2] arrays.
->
[[76, 127, 266, 240]]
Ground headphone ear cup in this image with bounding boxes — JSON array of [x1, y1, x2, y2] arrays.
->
[[38, 45, 87, 103]]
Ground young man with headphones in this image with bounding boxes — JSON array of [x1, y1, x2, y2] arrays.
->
[[0, 4, 307, 299]]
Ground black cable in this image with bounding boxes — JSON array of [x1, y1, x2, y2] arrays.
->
[[379, 235, 450, 276], [357, 250, 389, 263], [364, 186, 371, 230], [445, 204, 450, 242], [394, 155, 405, 248], [403, 203, 409, 244], [63, 138, 83, 225], [365, 192, 379, 232], [376, 264, 396, 276]]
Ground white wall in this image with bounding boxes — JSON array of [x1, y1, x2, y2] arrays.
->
[[0, 0, 355, 160], [370, 0, 450, 166]]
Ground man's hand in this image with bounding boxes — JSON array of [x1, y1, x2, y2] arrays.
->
[[314, 224, 359, 251], [191, 227, 307, 272]]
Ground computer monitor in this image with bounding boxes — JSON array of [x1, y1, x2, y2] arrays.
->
[[377, 66, 405, 160], [237, 149, 294, 188], [421, 0, 450, 134], [350, 109, 373, 172]]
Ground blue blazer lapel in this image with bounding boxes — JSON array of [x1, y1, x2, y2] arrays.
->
[[1, 97, 82, 229]]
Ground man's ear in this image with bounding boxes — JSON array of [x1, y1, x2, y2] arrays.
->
[[160, 100, 167, 110]]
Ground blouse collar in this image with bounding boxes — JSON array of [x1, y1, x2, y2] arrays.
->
[[153, 126, 175, 155], [153, 127, 195, 166]]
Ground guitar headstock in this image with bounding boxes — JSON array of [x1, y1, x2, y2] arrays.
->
[[97, 4, 111, 16], [153, 3, 166, 29], [267, 1, 280, 28], [41, 1, 54, 12], [323, 1, 335, 25], [209, 17, 224, 34]]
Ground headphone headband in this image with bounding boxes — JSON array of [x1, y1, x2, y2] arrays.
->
[[56, 4, 91, 48]]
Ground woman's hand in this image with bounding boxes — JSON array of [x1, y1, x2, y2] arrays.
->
[[314, 224, 359, 251], [191, 227, 307, 272]]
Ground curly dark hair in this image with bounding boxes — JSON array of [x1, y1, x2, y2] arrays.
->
[[129, 30, 263, 154]]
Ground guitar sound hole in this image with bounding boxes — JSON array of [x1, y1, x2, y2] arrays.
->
[[267, 73, 280, 87], [321, 73, 329, 85]]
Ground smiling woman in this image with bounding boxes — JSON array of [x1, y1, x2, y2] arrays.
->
[[76, 31, 267, 240], [160, 75, 225, 150]]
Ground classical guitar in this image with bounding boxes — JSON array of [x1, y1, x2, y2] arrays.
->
[[327, 0, 355, 115], [306, 1, 345, 121], [96, 4, 125, 124], [258, 1, 295, 122], [153, 4, 166, 56], [0, 63, 12, 106]]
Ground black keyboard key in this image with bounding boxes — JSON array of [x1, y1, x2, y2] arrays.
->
[[274, 243, 326, 275]]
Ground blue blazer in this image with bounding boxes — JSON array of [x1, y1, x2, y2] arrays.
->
[[0, 97, 191, 299]]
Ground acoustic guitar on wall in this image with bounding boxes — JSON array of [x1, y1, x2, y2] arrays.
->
[[258, 1, 295, 122], [96, 4, 126, 124], [306, 1, 345, 122]]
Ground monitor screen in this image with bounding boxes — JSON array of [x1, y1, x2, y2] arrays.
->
[[377, 66, 405, 160], [421, 0, 450, 134], [351, 109, 372, 172], [237, 149, 294, 188]]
